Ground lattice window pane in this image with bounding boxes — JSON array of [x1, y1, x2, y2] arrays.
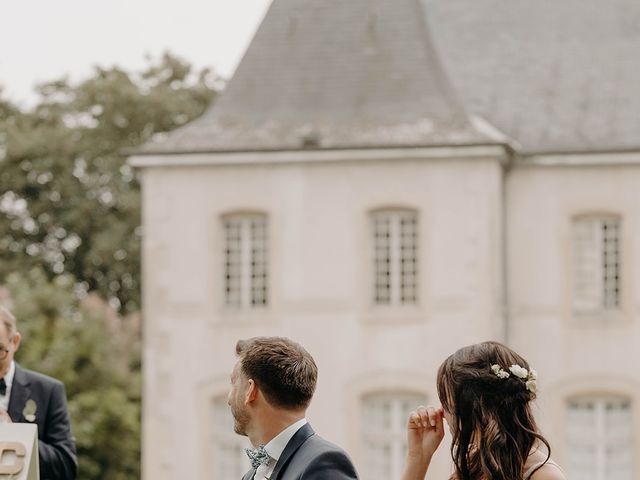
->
[[362, 393, 427, 480], [224, 214, 268, 308], [373, 215, 392, 304], [572, 217, 621, 314], [225, 220, 244, 308], [567, 398, 633, 480], [212, 397, 251, 478], [400, 215, 417, 303], [372, 210, 418, 306], [602, 219, 620, 309], [250, 216, 268, 306]]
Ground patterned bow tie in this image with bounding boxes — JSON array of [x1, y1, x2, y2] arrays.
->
[[245, 444, 271, 469]]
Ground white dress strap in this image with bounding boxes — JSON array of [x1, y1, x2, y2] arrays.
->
[[523, 459, 562, 479]]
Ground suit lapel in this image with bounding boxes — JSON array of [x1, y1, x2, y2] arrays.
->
[[241, 467, 256, 480], [270, 423, 315, 480], [7, 363, 31, 422]]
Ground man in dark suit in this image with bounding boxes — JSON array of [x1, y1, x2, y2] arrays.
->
[[229, 336, 358, 480], [0, 306, 77, 479]]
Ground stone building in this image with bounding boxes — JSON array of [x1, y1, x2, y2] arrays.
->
[[130, 0, 640, 478]]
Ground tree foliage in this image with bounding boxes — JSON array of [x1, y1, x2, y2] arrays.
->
[[0, 53, 220, 479], [3, 267, 141, 479], [0, 53, 218, 313]]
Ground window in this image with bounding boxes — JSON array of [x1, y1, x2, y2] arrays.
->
[[212, 397, 251, 478], [572, 216, 621, 314], [223, 214, 268, 308], [372, 209, 418, 305], [361, 393, 427, 480], [567, 397, 633, 480]]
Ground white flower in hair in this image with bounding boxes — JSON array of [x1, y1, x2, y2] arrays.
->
[[492, 363, 538, 393], [509, 364, 529, 379], [491, 364, 510, 379]]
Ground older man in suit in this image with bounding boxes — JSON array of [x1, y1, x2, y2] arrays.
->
[[229, 336, 358, 480], [0, 306, 77, 479]]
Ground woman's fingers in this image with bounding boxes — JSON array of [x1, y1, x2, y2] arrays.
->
[[417, 406, 429, 428], [428, 406, 439, 427], [410, 405, 442, 428], [408, 410, 424, 429]]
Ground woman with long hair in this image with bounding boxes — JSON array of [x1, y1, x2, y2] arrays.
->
[[401, 341, 566, 480]]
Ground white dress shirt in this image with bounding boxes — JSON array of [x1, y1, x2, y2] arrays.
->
[[0, 361, 16, 412], [255, 418, 307, 480]]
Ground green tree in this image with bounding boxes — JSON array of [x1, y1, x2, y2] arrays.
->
[[0, 53, 221, 479], [4, 267, 141, 479], [0, 53, 219, 313]]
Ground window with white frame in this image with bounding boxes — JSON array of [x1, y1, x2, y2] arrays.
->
[[572, 216, 621, 314], [567, 397, 633, 480], [361, 393, 427, 480], [212, 396, 251, 478], [223, 214, 268, 308], [372, 209, 418, 305]]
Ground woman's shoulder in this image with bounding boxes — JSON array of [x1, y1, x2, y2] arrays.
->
[[524, 449, 566, 480]]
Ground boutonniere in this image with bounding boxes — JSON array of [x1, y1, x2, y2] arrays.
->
[[22, 399, 37, 422]]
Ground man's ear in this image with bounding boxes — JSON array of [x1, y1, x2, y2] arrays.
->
[[11, 331, 21, 353], [244, 379, 258, 405]]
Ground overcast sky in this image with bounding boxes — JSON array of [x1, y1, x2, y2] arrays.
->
[[0, 0, 273, 106]]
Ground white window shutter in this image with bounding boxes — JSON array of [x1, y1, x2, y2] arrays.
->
[[573, 218, 604, 312]]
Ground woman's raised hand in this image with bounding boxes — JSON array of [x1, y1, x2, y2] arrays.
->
[[401, 405, 445, 480]]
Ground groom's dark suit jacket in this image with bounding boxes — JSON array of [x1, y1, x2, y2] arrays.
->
[[8, 363, 78, 480], [242, 423, 358, 480]]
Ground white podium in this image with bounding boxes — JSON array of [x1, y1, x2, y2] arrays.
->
[[0, 423, 39, 480]]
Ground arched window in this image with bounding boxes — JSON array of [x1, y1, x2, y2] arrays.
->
[[567, 396, 633, 479], [371, 209, 418, 306], [211, 396, 251, 478], [572, 215, 621, 314], [361, 392, 427, 480], [222, 213, 268, 308]]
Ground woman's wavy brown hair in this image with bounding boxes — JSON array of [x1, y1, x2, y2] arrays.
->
[[437, 341, 550, 480]]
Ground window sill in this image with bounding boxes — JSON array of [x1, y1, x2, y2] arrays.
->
[[360, 305, 426, 325], [215, 307, 276, 326], [569, 309, 629, 326]]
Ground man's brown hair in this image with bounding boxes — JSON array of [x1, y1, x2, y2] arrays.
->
[[236, 336, 318, 409]]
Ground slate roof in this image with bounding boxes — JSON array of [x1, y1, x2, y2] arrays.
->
[[139, 0, 495, 154], [140, 0, 640, 156], [424, 0, 640, 153]]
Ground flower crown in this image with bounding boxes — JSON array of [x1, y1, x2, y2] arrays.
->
[[490, 363, 537, 393]]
